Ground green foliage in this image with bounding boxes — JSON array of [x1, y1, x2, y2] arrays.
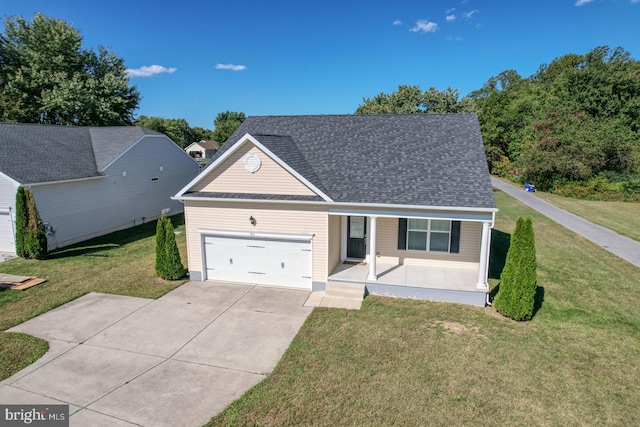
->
[[155, 214, 185, 280], [472, 46, 640, 197], [0, 13, 140, 125], [134, 116, 214, 148], [155, 214, 168, 278], [494, 217, 537, 321], [14, 187, 28, 257], [14, 187, 47, 259], [212, 111, 246, 143], [356, 85, 476, 114], [164, 218, 186, 280]]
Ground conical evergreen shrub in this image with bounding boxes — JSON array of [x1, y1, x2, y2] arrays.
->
[[15, 187, 48, 259], [15, 187, 29, 257], [155, 214, 168, 278], [494, 217, 537, 321], [164, 217, 186, 280]]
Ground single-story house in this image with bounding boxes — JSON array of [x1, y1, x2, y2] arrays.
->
[[0, 123, 200, 253], [185, 140, 219, 159], [174, 114, 497, 306]]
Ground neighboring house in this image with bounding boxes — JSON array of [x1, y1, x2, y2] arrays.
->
[[185, 140, 219, 159], [0, 123, 200, 253], [174, 114, 497, 306]]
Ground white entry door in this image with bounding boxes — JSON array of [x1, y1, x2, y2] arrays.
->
[[0, 210, 15, 252], [203, 234, 312, 289]]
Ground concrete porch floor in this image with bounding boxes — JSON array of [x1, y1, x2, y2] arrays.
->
[[328, 262, 488, 306]]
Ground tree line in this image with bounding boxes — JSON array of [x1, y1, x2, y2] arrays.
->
[[2, 14, 638, 199]]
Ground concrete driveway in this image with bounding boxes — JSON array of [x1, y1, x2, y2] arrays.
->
[[1, 282, 312, 426]]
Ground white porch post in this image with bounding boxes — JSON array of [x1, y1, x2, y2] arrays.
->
[[477, 221, 491, 289], [367, 216, 377, 281]]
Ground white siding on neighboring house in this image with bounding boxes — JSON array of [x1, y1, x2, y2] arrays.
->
[[31, 136, 199, 249], [0, 173, 19, 252]]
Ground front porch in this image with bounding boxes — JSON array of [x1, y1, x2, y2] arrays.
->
[[328, 261, 488, 306]]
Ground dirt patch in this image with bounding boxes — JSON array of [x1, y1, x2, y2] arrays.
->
[[440, 321, 479, 334]]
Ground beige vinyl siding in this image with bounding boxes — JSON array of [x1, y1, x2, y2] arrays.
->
[[191, 142, 316, 196], [376, 217, 481, 267], [184, 200, 329, 282], [327, 214, 342, 274]]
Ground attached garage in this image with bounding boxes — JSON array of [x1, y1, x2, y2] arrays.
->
[[202, 231, 313, 290], [0, 209, 15, 253]]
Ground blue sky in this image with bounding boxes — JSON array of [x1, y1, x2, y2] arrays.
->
[[2, 0, 639, 129]]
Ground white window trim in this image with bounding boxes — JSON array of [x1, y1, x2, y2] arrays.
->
[[406, 219, 451, 253]]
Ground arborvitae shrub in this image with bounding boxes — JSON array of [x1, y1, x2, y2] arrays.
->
[[155, 214, 168, 278], [494, 217, 537, 321], [15, 187, 28, 258], [15, 187, 48, 259], [164, 217, 186, 280]]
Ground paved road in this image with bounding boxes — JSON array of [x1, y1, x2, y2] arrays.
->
[[492, 177, 640, 268]]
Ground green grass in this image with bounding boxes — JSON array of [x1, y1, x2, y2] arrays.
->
[[207, 190, 640, 426], [0, 214, 188, 380], [535, 191, 640, 242], [0, 332, 48, 380]]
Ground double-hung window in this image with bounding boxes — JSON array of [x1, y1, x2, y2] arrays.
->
[[407, 219, 451, 252], [398, 218, 461, 253]]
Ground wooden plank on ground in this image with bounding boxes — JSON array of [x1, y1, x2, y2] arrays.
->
[[0, 277, 47, 290]]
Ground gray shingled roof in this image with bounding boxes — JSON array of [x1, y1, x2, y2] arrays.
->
[[206, 114, 495, 209], [0, 123, 163, 184]]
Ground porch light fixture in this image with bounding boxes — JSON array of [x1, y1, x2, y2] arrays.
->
[[249, 216, 257, 226]]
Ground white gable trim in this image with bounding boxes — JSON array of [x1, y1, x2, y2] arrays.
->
[[174, 133, 333, 202], [0, 170, 21, 186]]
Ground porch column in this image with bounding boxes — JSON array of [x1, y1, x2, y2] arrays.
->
[[367, 216, 377, 281], [476, 221, 491, 289]]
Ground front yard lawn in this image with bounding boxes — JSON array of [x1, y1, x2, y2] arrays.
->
[[0, 215, 188, 380], [207, 190, 640, 426], [535, 191, 640, 242]]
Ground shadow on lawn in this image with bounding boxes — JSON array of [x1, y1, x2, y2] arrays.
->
[[47, 214, 185, 259]]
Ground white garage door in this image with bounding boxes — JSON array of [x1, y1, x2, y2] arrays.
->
[[0, 210, 15, 253], [203, 234, 312, 289]]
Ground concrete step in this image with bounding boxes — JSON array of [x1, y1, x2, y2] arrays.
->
[[324, 282, 365, 299], [304, 291, 363, 310]]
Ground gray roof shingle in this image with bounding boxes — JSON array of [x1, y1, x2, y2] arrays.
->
[[0, 123, 163, 184], [208, 114, 495, 209]]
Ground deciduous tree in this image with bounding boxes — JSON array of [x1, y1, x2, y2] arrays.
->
[[0, 13, 140, 125]]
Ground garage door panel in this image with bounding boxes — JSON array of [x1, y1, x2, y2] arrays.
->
[[0, 212, 15, 253], [203, 234, 312, 289]]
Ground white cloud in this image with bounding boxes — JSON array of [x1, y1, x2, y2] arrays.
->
[[393, 20, 403, 26], [575, 0, 594, 5], [446, 8, 456, 14], [126, 65, 177, 78], [632, 0, 639, 3], [215, 64, 247, 71], [446, 14, 456, 22], [463, 10, 478, 19], [410, 20, 439, 33]]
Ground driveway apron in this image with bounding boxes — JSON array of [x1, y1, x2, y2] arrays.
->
[[2, 281, 313, 426], [492, 177, 640, 268]]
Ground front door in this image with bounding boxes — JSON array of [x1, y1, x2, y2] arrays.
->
[[347, 216, 366, 259]]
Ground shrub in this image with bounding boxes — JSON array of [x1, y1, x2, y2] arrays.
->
[[155, 214, 185, 280], [14, 187, 28, 258], [494, 217, 537, 321], [164, 217, 186, 280], [15, 187, 47, 259], [155, 215, 168, 278]]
